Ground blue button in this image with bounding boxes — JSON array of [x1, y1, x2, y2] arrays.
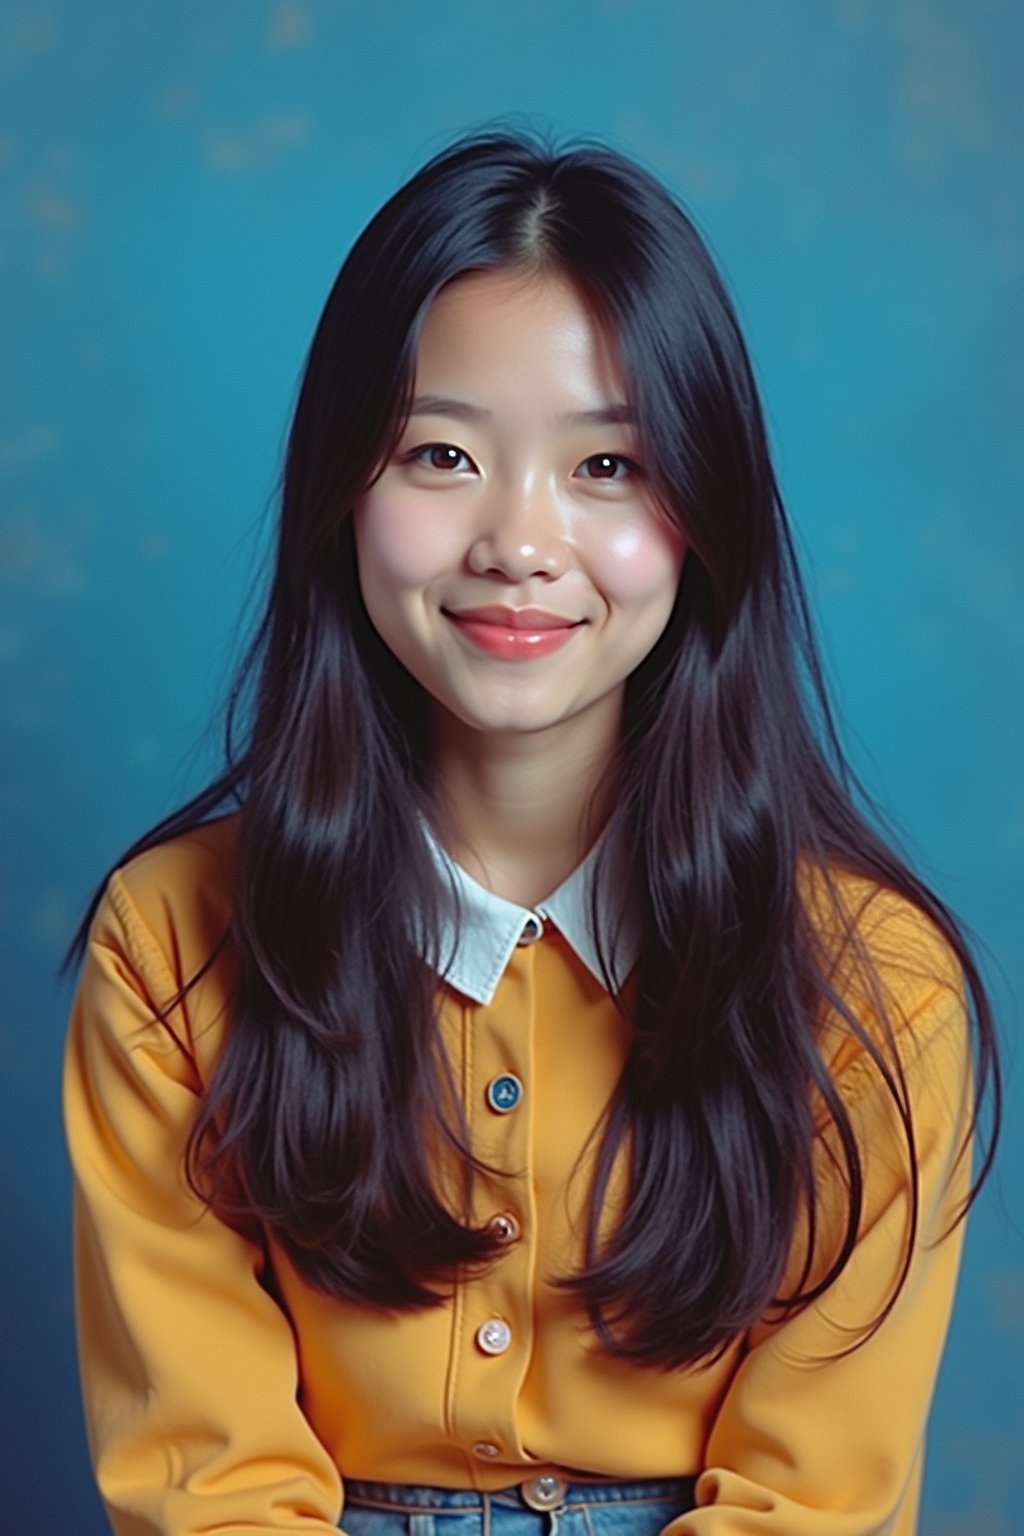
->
[[486, 1073, 523, 1114]]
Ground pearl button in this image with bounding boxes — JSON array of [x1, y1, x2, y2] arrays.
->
[[472, 1441, 500, 1459], [517, 913, 544, 945], [486, 1073, 523, 1113], [476, 1317, 513, 1355], [487, 1211, 521, 1244]]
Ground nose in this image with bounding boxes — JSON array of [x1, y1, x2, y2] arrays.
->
[[466, 476, 570, 582]]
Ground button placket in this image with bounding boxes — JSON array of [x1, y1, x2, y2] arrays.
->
[[458, 942, 537, 1472]]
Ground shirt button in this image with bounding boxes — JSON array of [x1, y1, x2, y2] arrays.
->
[[486, 1073, 523, 1114], [476, 1317, 513, 1355], [472, 1441, 501, 1459], [517, 913, 544, 945], [486, 1211, 521, 1245]]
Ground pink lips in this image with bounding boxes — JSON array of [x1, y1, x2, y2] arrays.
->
[[444, 605, 584, 659]]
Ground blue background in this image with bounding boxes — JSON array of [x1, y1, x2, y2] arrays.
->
[[1, 3, 1021, 1532]]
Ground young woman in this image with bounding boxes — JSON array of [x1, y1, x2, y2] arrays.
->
[[62, 130, 999, 1536]]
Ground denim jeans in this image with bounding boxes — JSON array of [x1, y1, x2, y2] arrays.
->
[[341, 1475, 699, 1536]]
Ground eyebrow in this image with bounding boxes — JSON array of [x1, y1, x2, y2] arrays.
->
[[406, 394, 636, 427]]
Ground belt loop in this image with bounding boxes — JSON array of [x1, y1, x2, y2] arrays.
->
[[409, 1516, 434, 1536], [483, 1489, 491, 1536]]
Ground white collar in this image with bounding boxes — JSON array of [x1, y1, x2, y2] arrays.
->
[[422, 824, 637, 1006]]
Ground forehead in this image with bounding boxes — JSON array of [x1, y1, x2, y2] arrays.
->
[[412, 267, 628, 404]]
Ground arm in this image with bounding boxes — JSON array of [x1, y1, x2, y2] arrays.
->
[[665, 958, 974, 1535], [63, 868, 343, 1535]]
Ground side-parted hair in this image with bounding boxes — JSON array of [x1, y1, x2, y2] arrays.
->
[[62, 128, 999, 1368]]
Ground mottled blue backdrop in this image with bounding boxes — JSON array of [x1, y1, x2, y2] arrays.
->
[[1, 3, 1020, 1532]]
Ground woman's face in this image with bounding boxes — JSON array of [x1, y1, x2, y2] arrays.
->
[[354, 267, 686, 751]]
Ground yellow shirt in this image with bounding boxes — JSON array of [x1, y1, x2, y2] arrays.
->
[[63, 815, 973, 1535]]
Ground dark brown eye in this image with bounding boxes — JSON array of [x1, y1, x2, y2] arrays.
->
[[415, 443, 471, 471], [579, 453, 636, 480]]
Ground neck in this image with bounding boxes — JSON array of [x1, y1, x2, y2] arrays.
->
[[431, 713, 620, 907]]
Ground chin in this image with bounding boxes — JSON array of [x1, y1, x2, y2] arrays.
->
[[461, 711, 564, 737], [434, 692, 570, 737]]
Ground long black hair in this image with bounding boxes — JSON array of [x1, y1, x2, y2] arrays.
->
[[62, 128, 1000, 1368]]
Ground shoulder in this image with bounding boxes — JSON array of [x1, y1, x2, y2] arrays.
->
[[806, 864, 963, 984], [86, 813, 241, 1066], [798, 861, 969, 1094], [109, 813, 239, 963]]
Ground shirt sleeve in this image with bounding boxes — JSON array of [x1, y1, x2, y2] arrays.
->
[[62, 869, 344, 1535], [662, 952, 975, 1536]]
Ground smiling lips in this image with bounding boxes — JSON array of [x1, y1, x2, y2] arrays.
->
[[444, 605, 584, 659]]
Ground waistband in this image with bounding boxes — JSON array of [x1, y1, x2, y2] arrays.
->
[[344, 1475, 699, 1513]]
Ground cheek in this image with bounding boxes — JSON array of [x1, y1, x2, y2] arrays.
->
[[583, 515, 686, 608], [355, 494, 463, 591]]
